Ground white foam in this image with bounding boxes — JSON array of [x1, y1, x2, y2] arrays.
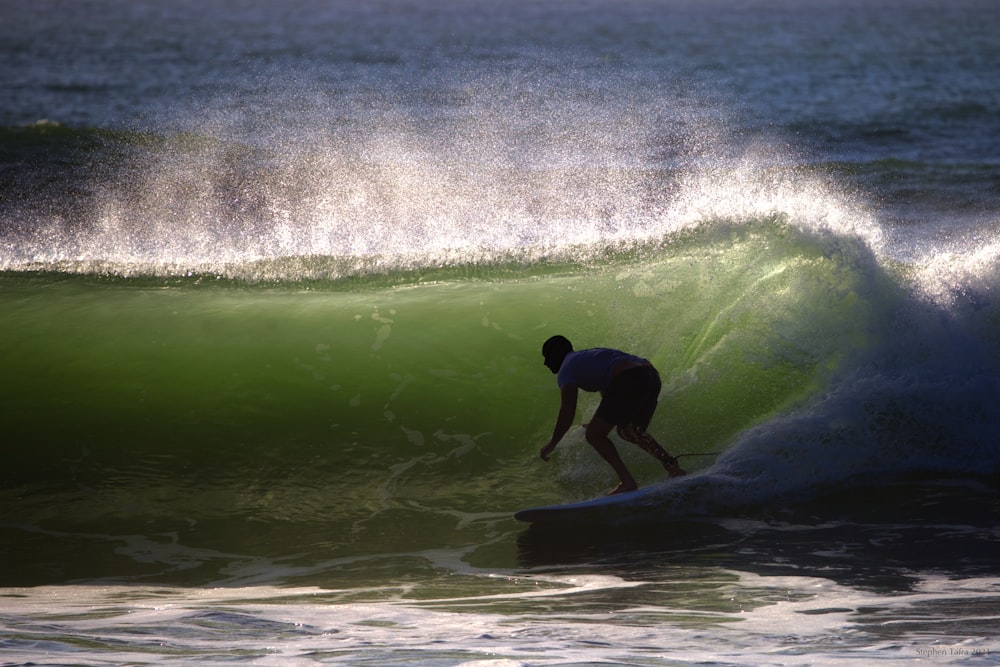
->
[[5, 569, 997, 667], [2, 81, 892, 283], [912, 237, 1000, 309]]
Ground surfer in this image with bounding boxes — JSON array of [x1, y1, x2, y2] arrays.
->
[[539, 335, 686, 494]]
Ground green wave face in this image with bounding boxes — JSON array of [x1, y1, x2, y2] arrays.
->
[[1, 221, 890, 540]]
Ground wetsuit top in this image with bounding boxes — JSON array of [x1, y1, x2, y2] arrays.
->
[[556, 348, 648, 392]]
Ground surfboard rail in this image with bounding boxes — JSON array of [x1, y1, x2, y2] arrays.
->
[[515, 486, 658, 523]]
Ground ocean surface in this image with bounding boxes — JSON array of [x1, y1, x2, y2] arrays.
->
[[2, 0, 1000, 664]]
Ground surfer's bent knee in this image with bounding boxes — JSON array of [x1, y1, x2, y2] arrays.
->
[[616, 423, 641, 442]]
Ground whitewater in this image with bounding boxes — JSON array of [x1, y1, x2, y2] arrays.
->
[[2, 0, 1000, 665]]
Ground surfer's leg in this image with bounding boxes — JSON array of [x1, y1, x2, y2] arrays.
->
[[612, 367, 685, 478], [617, 424, 686, 478], [585, 418, 638, 494]]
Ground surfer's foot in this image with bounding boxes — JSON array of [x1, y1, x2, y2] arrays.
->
[[609, 481, 638, 495]]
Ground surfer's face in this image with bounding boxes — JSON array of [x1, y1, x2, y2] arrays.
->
[[543, 353, 563, 374]]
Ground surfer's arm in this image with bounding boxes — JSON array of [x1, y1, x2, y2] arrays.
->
[[540, 384, 578, 461]]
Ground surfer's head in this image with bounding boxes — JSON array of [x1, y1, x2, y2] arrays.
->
[[542, 335, 573, 374]]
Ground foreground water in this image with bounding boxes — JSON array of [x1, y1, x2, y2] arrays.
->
[[2, 0, 1000, 665]]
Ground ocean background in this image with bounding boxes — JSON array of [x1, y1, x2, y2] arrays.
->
[[2, 0, 1000, 664]]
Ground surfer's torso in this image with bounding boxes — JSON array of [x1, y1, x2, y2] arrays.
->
[[556, 348, 649, 392]]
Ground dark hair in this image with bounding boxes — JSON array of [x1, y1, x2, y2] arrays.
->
[[542, 335, 573, 358]]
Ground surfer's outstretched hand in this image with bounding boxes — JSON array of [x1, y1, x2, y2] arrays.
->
[[540, 443, 556, 461]]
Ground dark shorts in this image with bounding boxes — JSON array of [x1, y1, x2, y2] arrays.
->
[[593, 365, 661, 431]]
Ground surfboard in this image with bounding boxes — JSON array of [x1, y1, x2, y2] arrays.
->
[[515, 485, 659, 524]]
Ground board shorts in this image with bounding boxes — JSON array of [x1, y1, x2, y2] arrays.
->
[[593, 365, 661, 431]]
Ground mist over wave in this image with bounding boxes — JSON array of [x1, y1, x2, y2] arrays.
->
[[2, 70, 892, 282]]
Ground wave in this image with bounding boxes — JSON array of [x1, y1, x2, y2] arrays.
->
[[2, 121, 999, 580], [4, 218, 998, 495]]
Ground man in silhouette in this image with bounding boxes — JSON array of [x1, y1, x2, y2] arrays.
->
[[540, 335, 686, 494]]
